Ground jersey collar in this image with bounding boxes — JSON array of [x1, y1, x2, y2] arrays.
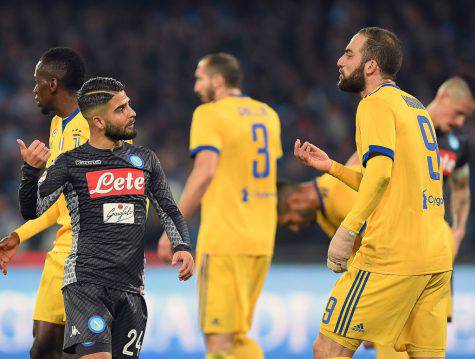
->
[[364, 83, 400, 98], [62, 108, 80, 132]]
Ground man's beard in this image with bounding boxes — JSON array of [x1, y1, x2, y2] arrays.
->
[[337, 62, 366, 93], [200, 86, 215, 103], [40, 102, 54, 115], [105, 121, 137, 141]]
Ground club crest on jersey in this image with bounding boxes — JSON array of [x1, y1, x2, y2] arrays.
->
[[86, 168, 145, 198], [88, 316, 106, 334], [52, 129, 58, 137], [448, 133, 460, 150], [129, 154, 144, 169]]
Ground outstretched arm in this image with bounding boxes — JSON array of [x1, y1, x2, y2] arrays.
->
[[15, 203, 60, 243], [0, 203, 60, 275], [294, 139, 363, 191]]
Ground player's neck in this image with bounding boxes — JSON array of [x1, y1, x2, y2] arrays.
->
[[89, 133, 123, 151], [214, 87, 242, 101], [360, 77, 395, 98], [53, 94, 79, 118]]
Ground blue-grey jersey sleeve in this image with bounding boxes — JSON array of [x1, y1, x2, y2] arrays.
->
[[19, 154, 69, 220]]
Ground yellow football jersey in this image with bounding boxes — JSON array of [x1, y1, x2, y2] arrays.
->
[[315, 167, 359, 238], [48, 109, 90, 252], [190, 95, 282, 255], [352, 84, 452, 275]]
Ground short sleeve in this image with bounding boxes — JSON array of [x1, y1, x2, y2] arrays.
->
[[357, 98, 396, 167], [189, 105, 222, 158]]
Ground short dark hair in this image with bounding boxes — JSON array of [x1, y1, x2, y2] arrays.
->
[[77, 77, 124, 121], [277, 179, 300, 215], [39, 47, 86, 92], [202, 53, 243, 88], [357, 27, 403, 80]]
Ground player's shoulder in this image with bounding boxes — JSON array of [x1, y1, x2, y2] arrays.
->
[[71, 111, 89, 127], [251, 97, 279, 117], [193, 102, 219, 118], [360, 84, 425, 111], [448, 129, 470, 150], [124, 143, 159, 162]]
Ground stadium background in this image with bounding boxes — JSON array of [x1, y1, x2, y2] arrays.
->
[[0, 0, 474, 357]]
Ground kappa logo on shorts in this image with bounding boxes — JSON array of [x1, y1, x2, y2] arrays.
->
[[88, 316, 106, 334], [70, 326, 81, 337], [82, 342, 96, 347], [211, 317, 221, 326], [351, 323, 365, 333]]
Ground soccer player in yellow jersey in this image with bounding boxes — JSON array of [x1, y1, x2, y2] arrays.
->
[[295, 27, 452, 358], [0, 47, 88, 358], [278, 157, 409, 359], [158, 53, 282, 359]]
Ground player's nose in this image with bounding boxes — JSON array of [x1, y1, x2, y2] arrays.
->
[[337, 56, 345, 68]]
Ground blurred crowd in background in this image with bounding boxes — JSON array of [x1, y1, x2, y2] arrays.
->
[[0, 0, 473, 260]]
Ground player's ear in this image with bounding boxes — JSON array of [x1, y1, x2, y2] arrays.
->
[[49, 77, 59, 93], [365, 60, 378, 76], [212, 73, 225, 88], [91, 115, 106, 131]]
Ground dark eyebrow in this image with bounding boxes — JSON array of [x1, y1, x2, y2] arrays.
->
[[115, 103, 126, 111], [345, 48, 353, 54]]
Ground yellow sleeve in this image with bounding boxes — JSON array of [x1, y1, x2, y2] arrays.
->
[[189, 105, 222, 158], [341, 156, 393, 233], [358, 98, 396, 167], [328, 161, 362, 191], [14, 202, 60, 243]]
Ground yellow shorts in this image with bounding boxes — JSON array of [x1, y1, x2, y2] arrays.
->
[[197, 252, 271, 334], [375, 343, 409, 359], [33, 251, 68, 325], [319, 266, 451, 357]]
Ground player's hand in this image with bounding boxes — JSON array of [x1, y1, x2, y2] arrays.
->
[[17, 139, 51, 169], [0, 232, 20, 275], [327, 226, 357, 273], [172, 251, 194, 281], [157, 233, 173, 263], [363, 341, 374, 349], [294, 139, 332, 172]]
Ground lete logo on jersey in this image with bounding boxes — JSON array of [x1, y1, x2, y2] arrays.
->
[[86, 168, 145, 198]]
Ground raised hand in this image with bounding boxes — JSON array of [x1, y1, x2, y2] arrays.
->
[[294, 139, 332, 172], [172, 251, 194, 281], [17, 139, 51, 168]]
